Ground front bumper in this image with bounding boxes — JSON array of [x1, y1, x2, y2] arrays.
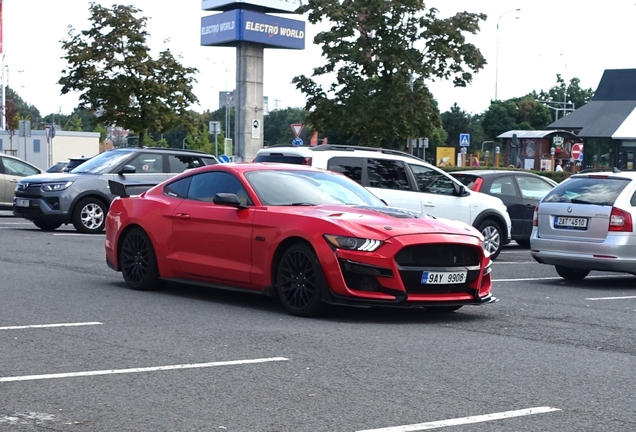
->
[[13, 192, 71, 223]]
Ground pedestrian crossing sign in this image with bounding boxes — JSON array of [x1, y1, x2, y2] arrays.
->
[[459, 133, 470, 147]]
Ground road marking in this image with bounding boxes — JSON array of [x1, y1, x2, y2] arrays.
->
[[0, 357, 289, 383], [585, 295, 636, 301], [53, 233, 105, 237], [494, 262, 535, 264], [0, 222, 32, 225], [0, 322, 103, 331], [494, 275, 630, 282], [355, 407, 561, 432]]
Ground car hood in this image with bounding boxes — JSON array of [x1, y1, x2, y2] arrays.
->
[[17, 172, 92, 183], [269, 204, 482, 240]]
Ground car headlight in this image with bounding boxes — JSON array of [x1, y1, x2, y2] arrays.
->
[[324, 235, 383, 252], [41, 181, 73, 192]]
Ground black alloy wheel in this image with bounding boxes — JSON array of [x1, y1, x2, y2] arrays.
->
[[555, 265, 590, 281], [33, 221, 62, 231], [119, 228, 160, 291], [276, 243, 327, 317]]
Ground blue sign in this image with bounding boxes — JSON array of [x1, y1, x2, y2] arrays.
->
[[219, 154, 231, 163], [201, 10, 305, 49], [292, 137, 303, 146], [459, 133, 470, 147]]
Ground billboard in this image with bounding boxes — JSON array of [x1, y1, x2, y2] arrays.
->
[[436, 147, 455, 167], [202, 0, 301, 14], [201, 10, 305, 49]]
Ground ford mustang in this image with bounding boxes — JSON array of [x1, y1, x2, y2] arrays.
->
[[105, 163, 496, 316]]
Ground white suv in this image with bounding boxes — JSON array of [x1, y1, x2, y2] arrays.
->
[[254, 144, 512, 259]]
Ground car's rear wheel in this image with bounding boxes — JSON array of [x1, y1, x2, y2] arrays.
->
[[477, 220, 503, 260], [72, 198, 107, 234], [119, 228, 160, 291], [555, 265, 590, 281], [276, 243, 327, 317], [33, 221, 62, 231]]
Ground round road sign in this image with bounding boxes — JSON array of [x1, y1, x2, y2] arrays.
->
[[571, 143, 583, 160]]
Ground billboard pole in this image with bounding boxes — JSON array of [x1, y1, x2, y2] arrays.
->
[[235, 41, 263, 162]]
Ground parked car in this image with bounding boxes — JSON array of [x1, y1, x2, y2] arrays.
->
[[47, 156, 94, 173], [254, 144, 512, 259], [105, 163, 496, 316], [449, 170, 557, 248], [531, 169, 636, 280], [13, 147, 218, 233], [0, 154, 42, 210]]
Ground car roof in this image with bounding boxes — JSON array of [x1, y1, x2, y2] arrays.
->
[[108, 147, 216, 157], [181, 162, 331, 176], [1, 153, 40, 169], [257, 144, 425, 162], [450, 169, 534, 176]]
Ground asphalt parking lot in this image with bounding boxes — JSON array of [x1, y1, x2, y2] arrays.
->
[[1, 215, 635, 431]]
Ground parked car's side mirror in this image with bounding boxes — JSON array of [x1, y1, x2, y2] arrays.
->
[[453, 183, 467, 196], [118, 165, 136, 175], [213, 193, 247, 209]]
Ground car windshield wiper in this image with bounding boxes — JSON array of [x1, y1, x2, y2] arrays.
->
[[287, 202, 317, 206], [569, 199, 597, 205]]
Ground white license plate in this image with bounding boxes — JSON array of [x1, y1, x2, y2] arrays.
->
[[421, 271, 467, 285], [554, 216, 588, 229], [15, 199, 29, 208]]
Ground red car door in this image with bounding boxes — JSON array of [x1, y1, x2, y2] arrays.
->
[[169, 171, 254, 285]]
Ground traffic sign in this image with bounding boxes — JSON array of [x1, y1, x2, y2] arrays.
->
[[292, 137, 303, 146], [459, 133, 470, 147], [218, 154, 230, 163], [252, 119, 261, 139], [291, 123, 304, 138], [571, 143, 583, 160]]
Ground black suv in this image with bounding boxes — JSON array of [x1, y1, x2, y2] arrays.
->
[[14, 147, 218, 233]]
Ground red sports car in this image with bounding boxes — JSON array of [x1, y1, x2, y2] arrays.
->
[[105, 163, 496, 316]]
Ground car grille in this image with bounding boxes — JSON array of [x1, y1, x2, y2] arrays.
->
[[395, 244, 480, 267], [395, 244, 481, 295]]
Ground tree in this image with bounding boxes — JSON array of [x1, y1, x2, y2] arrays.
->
[[440, 103, 485, 153], [292, 0, 487, 149], [480, 96, 552, 140], [59, 3, 199, 147], [536, 74, 594, 120], [5, 87, 41, 126], [263, 107, 309, 146]]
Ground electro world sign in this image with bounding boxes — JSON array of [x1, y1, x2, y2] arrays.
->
[[201, 9, 305, 49]]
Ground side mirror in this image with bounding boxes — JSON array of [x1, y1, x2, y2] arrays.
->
[[118, 165, 136, 175], [453, 183, 466, 196], [213, 193, 247, 209]]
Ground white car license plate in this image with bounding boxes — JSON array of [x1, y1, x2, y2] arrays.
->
[[15, 199, 29, 208], [554, 216, 588, 229], [421, 271, 467, 285]]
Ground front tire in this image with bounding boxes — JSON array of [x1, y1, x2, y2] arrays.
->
[[477, 220, 503, 260], [276, 243, 327, 317], [119, 228, 160, 291], [33, 221, 62, 231], [72, 198, 107, 234], [555, 265, 589, 281]]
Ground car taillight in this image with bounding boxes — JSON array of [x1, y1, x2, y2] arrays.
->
[[472, 177, 483, 192], [533, 205, 539, 226], [302, 157, 312, 165], [609, 207, 633, 232]]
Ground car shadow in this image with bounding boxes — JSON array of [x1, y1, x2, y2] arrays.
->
[[532, 275, 636, 290]]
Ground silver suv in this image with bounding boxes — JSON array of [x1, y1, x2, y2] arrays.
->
[[254, 144, 512, 259], [13, 147, 218, 233], [531, 169, 636, 279]]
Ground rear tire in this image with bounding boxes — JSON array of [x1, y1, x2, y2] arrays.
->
[[555, 265, 589, 281], [119, 228, 160, 291], [33, 221, 62, 231], [477, 220, 503, 260], [276, 243, 327, 317]]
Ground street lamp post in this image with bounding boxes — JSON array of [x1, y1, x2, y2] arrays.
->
[[495, 8, 521, 101]]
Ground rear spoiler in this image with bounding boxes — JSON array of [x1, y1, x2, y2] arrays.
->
[[108, 180, 159, 198]]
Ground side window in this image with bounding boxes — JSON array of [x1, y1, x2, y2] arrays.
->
[[128, 153, 164, 173], [168, 155, 205, 173], [327, 157, 363, 184], [489, 176, 518, 197], [408, 164, 456, 195], [3, 158, 39, 177], [164, 176, 192, 199], [366, 158, 411, 191], [516, 176, 555, 200], [188, 171, 252, 206]]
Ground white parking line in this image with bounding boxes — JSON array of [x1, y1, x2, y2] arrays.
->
[[585, 295, 636, 301], [53, 233, 105, 237], [355, 407, 561, 432], [0, 322, 103, 330], [494, 275, 631, 282], [0, 357, 289, 383]]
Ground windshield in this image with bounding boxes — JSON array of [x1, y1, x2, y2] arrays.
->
[[71, 150, 132, 174], [245, 169, 386, 207]]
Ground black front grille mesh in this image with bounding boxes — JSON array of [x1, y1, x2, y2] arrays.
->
[[395, 244, 479, 267]]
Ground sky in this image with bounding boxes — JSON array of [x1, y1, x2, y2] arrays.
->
[[4, 0, 636, 119]]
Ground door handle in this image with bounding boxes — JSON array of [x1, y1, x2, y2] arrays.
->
[[9, 179, 18, 183], [423, 202, 435, 207], [175, 213, 190, 219]]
